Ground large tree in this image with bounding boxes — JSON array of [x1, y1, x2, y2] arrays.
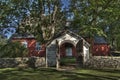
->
[[69, 0, 120, 50], [0, 0, 30, 38], [69, 0, 120, 37], [15, 0, 66, 43], [1, 0, 120, 50], [1, 0, 67, 43]]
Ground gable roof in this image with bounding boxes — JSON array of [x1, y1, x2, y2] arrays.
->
[[52, 30, 83, 40], [94, 36, 107, 44], [47, 30, 90, 46]]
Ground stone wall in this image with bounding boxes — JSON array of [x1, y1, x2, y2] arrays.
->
[[0, 57, 45, 68], [84, 56, 120, 69]]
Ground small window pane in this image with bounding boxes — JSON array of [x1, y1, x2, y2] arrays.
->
[[36, 42, 41, 50], [66, 47, 72, 56], [21, 41, 27, 48]]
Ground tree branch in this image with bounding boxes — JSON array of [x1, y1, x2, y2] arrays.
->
[[52, 5, 58, 23]]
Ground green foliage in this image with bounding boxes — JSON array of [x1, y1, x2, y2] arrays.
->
[[0, 35, 7, 46], [1, 0, 120, 50], [107, 26, 120, 50], [11, 0, 66, 43], [115, 34, 120, 50], [78, 26, 106, 37], [69, 0, 120, 50], [0, 42, 28, 58], [70, 0, 120, 37], [60, 57, 76, 65]]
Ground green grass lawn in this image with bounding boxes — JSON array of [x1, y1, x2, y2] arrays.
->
[[0, 68, 120, 80]]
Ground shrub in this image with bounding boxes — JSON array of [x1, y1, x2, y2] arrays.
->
[[0, 42, 28, 58], [60, 57, 76, 65]]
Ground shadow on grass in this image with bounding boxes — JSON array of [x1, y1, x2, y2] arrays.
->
[[94, 69, 120, 74], [0, 68, 120, 80], [60, 71, 120, 80], [0, 68, 60, 80]]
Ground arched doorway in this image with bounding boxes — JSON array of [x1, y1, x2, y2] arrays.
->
[[60, 42, 76, 57], [59, 42, 77, 67], [46, 30, 90, 67]]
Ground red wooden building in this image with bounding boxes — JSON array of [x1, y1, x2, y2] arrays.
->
[[11, 31, 110, 57], [11, 33, 46, 57], [91, 36, 110, 56]]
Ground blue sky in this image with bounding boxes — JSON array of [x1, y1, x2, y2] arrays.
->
[[62, 0, 69, 8], [2, 0, 70, 39]]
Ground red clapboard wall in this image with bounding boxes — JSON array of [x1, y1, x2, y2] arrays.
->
[[12, 37, 46, 57]]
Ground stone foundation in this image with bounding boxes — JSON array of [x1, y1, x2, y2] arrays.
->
[[0, 57, 45, 68], [84, 56, 120, 69]]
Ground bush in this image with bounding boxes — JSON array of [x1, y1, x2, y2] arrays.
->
[[0, 42, 28, 58], [60, 57, 76, 65]]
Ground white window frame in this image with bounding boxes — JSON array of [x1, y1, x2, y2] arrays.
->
[[21, 41, 27, 48]]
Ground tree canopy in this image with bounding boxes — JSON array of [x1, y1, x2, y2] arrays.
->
[[0, 0, 120, 50], [69, 0, 120, 50]]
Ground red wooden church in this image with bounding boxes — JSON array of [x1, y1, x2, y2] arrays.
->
[[11, 31, 110, 57]]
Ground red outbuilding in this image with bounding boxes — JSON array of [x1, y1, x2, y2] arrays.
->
[[11, 33, 46, 57], [91, 36, 110, 56]]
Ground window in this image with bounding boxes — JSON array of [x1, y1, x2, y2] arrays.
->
[[66, 47, 72, 56], [36, 42, 41, 50], [21, 41, 27, 48]]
